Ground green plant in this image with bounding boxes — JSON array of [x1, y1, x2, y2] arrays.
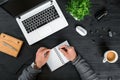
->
[[66, 0, 91, 20]]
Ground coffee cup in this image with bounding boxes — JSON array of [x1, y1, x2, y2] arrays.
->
[[103, 50, 118, 63]]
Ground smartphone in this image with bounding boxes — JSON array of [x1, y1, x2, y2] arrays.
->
[[0, 0, 8, 5]]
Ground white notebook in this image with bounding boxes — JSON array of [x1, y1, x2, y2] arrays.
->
[[47, 41, 69, 71]]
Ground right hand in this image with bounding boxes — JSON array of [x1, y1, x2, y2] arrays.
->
[[59, 45, 77, 61], [35, 47, 50, 69]]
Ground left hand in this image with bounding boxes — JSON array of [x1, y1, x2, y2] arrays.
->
[[35, 47, 50, 69]]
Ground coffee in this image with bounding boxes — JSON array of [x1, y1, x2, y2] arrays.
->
[[103, 50, 118, 63], [107, 52, 116, 61]]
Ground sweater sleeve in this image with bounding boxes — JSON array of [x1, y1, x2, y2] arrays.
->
[[72, 55, 99, 80], [18, 65, 41, 80]]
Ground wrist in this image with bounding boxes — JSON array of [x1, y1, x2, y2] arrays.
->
[[71, 56, 77, 62], [31, 62, 41, 70], [71, 54, 77, 61], [72, 54, 82, 64]]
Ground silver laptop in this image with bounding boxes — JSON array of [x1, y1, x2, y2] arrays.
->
[[2, 0, 68, 45]]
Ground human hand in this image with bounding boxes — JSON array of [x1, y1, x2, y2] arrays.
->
[[59, 45, 77, 61], [35, 47, 50, 69]]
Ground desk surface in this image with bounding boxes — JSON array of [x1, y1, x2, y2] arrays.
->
[[0, 0, 120, 80]]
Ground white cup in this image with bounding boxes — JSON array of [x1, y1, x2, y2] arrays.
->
[[103, 50, 118, 63]]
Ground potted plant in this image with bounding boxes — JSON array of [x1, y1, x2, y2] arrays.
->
[[66, 0, 91, 21]]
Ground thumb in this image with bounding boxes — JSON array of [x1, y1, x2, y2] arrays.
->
[[45, 51, 50, 59]]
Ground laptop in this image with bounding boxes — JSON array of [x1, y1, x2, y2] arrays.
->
[[2, 0, 68, 45]]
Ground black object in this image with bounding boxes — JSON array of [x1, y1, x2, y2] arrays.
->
[[2, 0, 45, 17], [0, 0, 8, 5], [95, 7, 108, 21], [22, 6, 59, 33]]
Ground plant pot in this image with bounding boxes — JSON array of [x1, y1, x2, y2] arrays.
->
[[70, 13, 81, 21]]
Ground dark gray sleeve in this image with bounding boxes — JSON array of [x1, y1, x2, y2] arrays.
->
[[72, 55, 99, 80], [18, 65, 41, 80]]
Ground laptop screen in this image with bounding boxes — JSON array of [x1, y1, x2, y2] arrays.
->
[[2, 0, 46, 17]]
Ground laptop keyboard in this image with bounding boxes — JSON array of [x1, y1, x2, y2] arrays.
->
[[22, 6, 60, 33]]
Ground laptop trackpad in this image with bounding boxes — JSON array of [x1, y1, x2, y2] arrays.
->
[[37, 26, 52, 37]]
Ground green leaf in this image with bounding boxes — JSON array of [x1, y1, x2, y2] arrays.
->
[[66, 0, 91, 20]]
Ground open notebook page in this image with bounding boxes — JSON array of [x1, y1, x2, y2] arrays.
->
[[47, 41, 69, 71]]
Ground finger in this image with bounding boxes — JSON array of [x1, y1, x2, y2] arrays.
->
[[45, 52, 50, 60], [61, 45, 71, 49], [59, 48, 67, 56], [39, 47, 46, 50], [59, 45, 65, 49], [60, 45, 70, 50], [65, 46, 75, 52], [70, 46, 74, 48], [37, 47, 46, 53], [44, 50, 51, 57], [37, 47, 49, 54], [65, 45, 72, 49], [69, 46, 74, 50], [42, 49, 51, 56], [44, 50, 51, 62], [40, 47, 48, 51]]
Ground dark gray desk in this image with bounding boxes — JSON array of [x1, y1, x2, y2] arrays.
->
[[0, 0, 120, 80]]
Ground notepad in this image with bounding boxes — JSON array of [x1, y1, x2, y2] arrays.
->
[[47, 41, 69, 71]]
